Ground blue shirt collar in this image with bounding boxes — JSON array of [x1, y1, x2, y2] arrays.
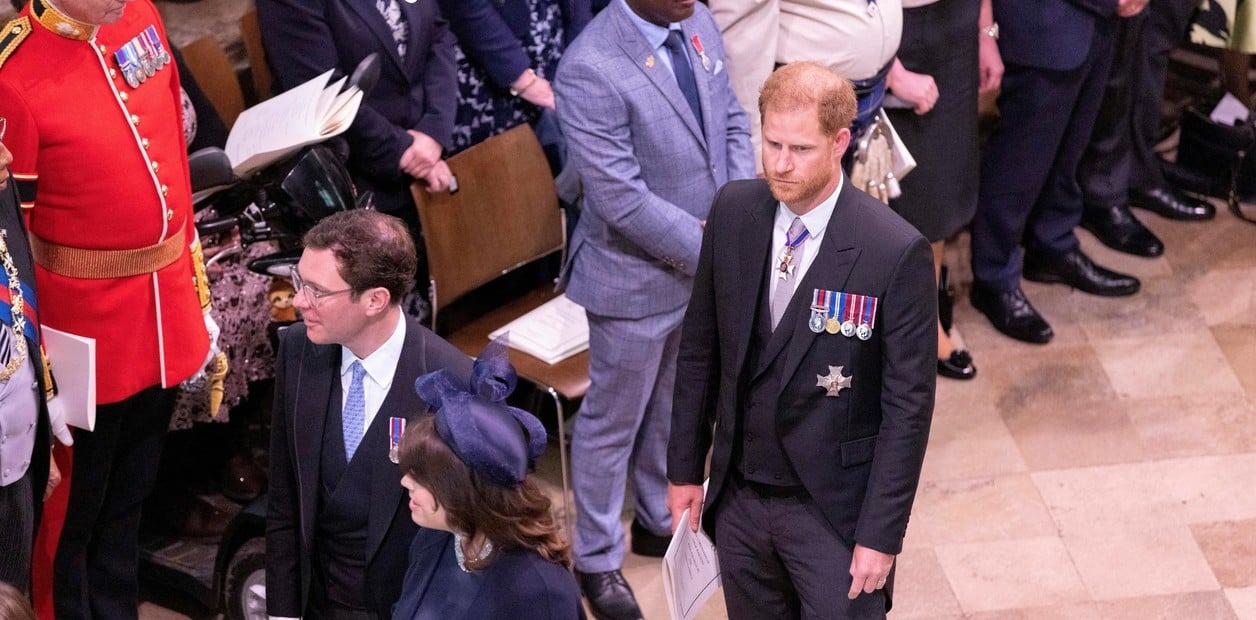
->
[[617, 0, 677, 51]]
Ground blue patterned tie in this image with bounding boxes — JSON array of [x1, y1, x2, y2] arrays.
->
[[343, 361, 367, 462], [663, 29, 703, 136]]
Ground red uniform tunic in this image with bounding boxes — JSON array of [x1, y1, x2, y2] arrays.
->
[[0, 0, 209, 404]]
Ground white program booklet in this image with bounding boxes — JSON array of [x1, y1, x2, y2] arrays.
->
[[42, 326, 96, 431], [488, 295, 589, 365], [225, 68, 364, 176], [662, 508, 721, 620]]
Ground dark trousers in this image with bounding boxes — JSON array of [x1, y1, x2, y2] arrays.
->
[[971, 20, 1118, 290], [1079, 0, 1198, 205], [713, 479, 887, 620], [54, 385, 176, 620], [0, 472, 34, 593]]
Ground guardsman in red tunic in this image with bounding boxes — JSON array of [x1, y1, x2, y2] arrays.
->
[[0, 0, 216, 616]]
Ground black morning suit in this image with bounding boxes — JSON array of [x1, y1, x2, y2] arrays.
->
[[668, 178, 936, 618], [265, 319, 471, 618]]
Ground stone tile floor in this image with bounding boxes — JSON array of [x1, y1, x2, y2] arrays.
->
[[141, 201, 1256, 619]]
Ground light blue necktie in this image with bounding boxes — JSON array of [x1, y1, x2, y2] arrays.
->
[[343, 361, 367, 462]]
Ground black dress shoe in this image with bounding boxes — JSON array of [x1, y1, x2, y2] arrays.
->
[[1081, 205, 1164, 257], [937, 349, 977, 380], [970, 281, 1054, 344], [629, 519, 671, 557], [576, 569, 643, 620], [1129, 186, 1215, 221], [1023, 249, 1140, 297]]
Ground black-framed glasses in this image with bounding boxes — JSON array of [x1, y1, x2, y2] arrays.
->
[[289, 265, 353, 308]]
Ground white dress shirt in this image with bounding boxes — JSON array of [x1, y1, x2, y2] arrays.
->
[[339, 309, 406, 435], [767, 177, 843, 305]]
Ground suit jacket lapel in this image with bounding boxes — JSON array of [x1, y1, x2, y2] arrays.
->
[[366, 319, 428, 564], [295, 340, 338, 546], [391, 529, 449, 619], [732, 192, 776, 380], [400, 0, 427, 77], [776, 180, 863, 391], [347, 0, 407, 75], [680, 22, 716, 146], [610, 4, 708, 149]]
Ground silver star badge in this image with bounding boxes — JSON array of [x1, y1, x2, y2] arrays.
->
[[817, 365, 852, 397]]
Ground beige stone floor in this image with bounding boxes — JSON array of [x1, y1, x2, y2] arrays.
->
[[142, 200, 1256, 620]]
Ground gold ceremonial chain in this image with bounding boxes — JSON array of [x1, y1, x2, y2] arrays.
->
[[0, 229, 28, 381]]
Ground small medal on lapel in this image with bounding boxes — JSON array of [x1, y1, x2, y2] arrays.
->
[[388, 417, 406, 464], [645, 55, 655, 69], [817, 365, 852, 397], [690, 33, 712, 72]]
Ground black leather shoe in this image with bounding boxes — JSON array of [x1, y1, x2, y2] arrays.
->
[[970, 281, 1054, 344], [576, 570, 643, 620], [1023, 250, 1140, 297], [1129, 186, 1215, 221], [1080, 204, 1164, 257], [629, 519, 671, 557], [937, 349, 977, 380]]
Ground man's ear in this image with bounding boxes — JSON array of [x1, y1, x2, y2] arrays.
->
[[834, 127, 853, 159], [363, 287, 393, 316]]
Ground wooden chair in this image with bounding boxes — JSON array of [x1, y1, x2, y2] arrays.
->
[[179, 36, 245, 129], [412, 124, 587, 528], [239, 9, 273, 103]]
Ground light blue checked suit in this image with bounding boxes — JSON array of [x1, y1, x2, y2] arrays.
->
[[554, 0, 754, 573]]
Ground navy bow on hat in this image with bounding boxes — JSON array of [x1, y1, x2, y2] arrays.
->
[[414, 337, 547, 487]]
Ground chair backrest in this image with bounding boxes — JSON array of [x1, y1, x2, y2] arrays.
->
[[412, 125, 563, 322], [239, 9, 273, 103], [179, 36, 245, 129]]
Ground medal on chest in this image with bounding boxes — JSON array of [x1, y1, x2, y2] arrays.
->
[[112, 25, 171, 89]]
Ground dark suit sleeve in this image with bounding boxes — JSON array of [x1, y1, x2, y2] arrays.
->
[[434, 0, 530, 90], [265, 328, 303, 617], [256, 0, 416, 178], [413, 9, 459, 150], [667, 184, 728, 485], [855, 235, 936, 556]]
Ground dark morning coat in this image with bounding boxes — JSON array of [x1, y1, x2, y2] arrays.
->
[[265, 318, 472, 618], [668, 178, 936, 561]]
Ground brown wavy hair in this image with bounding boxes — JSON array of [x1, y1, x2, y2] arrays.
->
[[398, 415, 571, 570]]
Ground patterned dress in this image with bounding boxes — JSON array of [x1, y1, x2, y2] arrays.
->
[[449, 0, 565, 154], [1192, 0, 1256, 53]]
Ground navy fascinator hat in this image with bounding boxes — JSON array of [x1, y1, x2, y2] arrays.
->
[[413, 337, 547, 487]]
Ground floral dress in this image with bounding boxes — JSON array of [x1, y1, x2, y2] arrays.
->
[[449, 0, 565, 154]]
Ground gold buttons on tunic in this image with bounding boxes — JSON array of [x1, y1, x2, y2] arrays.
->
[[142, 138, 150, 150], [119, 92, 128, 103], [130, 114, 140, 126], [160, 184, 169, 197], [109, 68, 117, 79], [150, 161, 159, 173], [166, 209, 174, 221]]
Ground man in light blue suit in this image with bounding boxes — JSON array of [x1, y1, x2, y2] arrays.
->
[[554, 0, 754, 617]]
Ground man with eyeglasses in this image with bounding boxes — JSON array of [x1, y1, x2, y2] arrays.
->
[[266, 209, 472, 620]]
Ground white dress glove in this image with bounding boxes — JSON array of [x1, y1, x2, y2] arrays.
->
[[47, 394, 75, 446]]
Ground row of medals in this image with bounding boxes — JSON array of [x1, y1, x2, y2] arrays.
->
[[809, 309, 872, 340]]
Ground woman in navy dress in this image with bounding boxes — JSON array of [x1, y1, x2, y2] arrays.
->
[[392, 340, 583, 620]]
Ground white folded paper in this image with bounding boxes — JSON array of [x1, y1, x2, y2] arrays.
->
[[488, 295, 588, 365], [42, 326, 96, 431], [225, 69, 364, 176], [662, 508, 721, 620]]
